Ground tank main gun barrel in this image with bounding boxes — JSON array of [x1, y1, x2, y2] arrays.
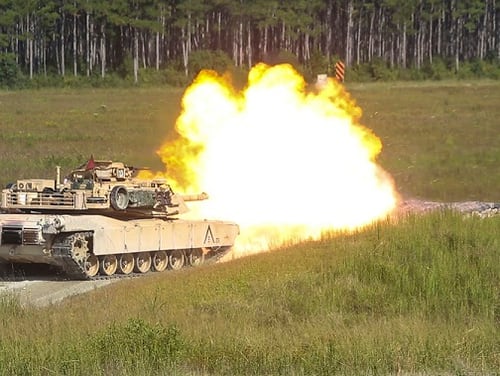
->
[[180, 192, 209, 202]]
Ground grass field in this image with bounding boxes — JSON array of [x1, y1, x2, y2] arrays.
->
[[0, 87, 183, 185], [350, 81, 500, 201], [0, 81, 499, 375]]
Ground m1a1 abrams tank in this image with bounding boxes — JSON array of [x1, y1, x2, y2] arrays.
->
[[0, 158, 239, 280]]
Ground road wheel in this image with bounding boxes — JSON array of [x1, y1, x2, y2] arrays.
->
[[118, 253, 134, 274], [168, 250, 185, 270], [134, 252, 152, 274], [85, 254, 99, 277], [99, 255, 118, 276], [152, 251, 168, 272], [188, 248, 205, 267]]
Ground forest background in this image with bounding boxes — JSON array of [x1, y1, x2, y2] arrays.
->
[[0, 0, 500, 88]]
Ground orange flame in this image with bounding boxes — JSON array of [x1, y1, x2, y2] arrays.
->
[[150, 63, 398, 254]]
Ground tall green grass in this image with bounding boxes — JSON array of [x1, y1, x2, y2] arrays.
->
[[0, 212, 498, 375]]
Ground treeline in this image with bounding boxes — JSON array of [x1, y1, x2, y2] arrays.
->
[[0, 0, 499, 87]]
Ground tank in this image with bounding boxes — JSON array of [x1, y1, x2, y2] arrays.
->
[[0, 158, 239, 279]]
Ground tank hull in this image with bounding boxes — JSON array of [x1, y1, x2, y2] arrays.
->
[[0, 213, 239, 279]]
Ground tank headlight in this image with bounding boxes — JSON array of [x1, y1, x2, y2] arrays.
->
[[41, 216, 65, 234]]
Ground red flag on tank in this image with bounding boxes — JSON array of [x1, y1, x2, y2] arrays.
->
[[85, 155, 95, 170]]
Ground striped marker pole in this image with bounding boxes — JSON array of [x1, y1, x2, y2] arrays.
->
[[335, 60, 345, 82]]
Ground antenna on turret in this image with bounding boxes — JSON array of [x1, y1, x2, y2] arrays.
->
[[56, 166, 61, 188]]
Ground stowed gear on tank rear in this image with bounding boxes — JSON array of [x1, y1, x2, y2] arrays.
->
[[0, 157, 239, 280]]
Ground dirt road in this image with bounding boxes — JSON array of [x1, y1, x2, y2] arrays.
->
[[0, 279, 116, 307]]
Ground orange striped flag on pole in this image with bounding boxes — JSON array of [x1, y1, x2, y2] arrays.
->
[[335, 60, 345, 82]]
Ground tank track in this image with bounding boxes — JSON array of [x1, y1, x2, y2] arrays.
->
[[204, 246, 233, 264], [51, 232, 92, 280], [51, 232, 233, 281]]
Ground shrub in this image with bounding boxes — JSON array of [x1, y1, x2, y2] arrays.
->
[[305, 50, 333, 82], [467, 59, 500, 79], [262, 49, 304, 77], [482, 61, 500, 79], [88, 72, 128, 88], [0, 53, 20, 88], [369, 58, 397, 81], [188, 49, 234, 78], [394, 68, 413, 81], [421, 57, 454, 80], [163, 66, 190, 87], [116, 55, 134, 79], [348, 63, 373, 82], [456, 61, 476, 79], [138, 67, 166, 85]]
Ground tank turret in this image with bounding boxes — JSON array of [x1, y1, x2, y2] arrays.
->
[[1, 157, 206, 218]]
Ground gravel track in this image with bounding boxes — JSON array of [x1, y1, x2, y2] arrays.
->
[[398, 199, 499, 218], [1, 199, 498, 308], [0, 279, 116, 307]]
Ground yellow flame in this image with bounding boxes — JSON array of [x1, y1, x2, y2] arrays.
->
[[151, 63, 398, 254]]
